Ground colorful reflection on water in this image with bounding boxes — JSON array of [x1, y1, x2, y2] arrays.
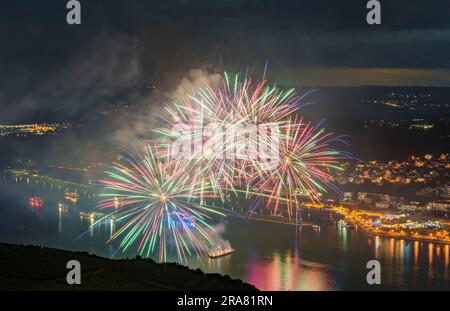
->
[[1, 174, 449, 290], [244, 249, 333, 290]]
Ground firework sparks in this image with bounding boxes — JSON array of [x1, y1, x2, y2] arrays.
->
[[251, 117, 351, 217], [96, 145, 225, 262], [97, 70, 351, 261], [154, 72, 307, 196], [154, 71, 350, 217]]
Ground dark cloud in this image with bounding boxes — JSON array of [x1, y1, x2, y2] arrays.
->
[[0, 31, 145, 123], [0, 0, 449, 122], [0, 1, 449, 76]]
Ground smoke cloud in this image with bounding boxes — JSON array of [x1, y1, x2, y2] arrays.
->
[[211, 222, 231, 249]]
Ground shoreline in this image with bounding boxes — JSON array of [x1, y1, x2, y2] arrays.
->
[[351, 218, 450, 246], [0, 243, 257, 291]]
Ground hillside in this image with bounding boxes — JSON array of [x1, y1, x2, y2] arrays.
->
[[0, 243, 257, 291]]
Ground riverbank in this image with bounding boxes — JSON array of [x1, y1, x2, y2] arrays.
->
[[350, 217, 450, 246], [0, 243, 257, 291]]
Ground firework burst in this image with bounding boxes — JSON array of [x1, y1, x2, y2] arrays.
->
[[96, 145, 224, 262], [154, 72, 350, 214], [154, 72, 310, 197], [97, 70, 351, 261], [251, 117, 351, 217]]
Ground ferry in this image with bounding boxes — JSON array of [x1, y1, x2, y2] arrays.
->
[[343, 220, 355, 229], [28, 197, 43, 208], [208, 247, 235, 259], [58, 202, 69, 212], [79, 211, 104, 220], [64, 192, 80, 204], [169, 211, 196, 228]]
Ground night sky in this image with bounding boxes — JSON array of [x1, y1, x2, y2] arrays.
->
[[0, 0, 450, 122]]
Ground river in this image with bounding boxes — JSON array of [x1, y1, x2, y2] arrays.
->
[[0, 173, 448, 290]]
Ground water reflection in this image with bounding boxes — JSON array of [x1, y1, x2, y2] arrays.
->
[[1, 173, 450, 290], [370, 235, 449, 289], [110, 219, 115, 238], [374, 236, 380, 258], [244, 248, 332, 291], [389, 238, 395, 260], [414, 241, 419, 269], [445, 245, 449, 280], [58, 206, 62, 233]]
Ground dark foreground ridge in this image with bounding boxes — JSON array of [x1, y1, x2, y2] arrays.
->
[[0, 243, 257, 291]]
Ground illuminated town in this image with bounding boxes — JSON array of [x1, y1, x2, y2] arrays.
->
[[0, 123, 70, 137], [0, 0, 449, 294], [342, 153, 448, 186], [335, 154, 449, 215]]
